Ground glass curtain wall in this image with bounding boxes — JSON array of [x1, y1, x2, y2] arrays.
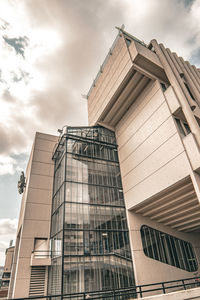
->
[[49, 126, 135, 296]]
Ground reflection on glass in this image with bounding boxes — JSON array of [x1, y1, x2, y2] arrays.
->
[[141, 225, 198, 272], [49, 126, 135, 296]]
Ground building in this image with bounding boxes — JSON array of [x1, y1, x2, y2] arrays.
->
[[49, 126, 135, 296], [9, 28, 200, 299], [0, 244, 14, 298], [2, 245, 14, 289], [0, 266, 4, 286], [8, 133, 57, 298]]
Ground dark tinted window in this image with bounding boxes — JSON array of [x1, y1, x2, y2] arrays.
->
[[141, 225, 197, 272]]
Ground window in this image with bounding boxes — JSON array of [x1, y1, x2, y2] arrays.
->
[[2, 272, 10, 278], [125, 38, 131, 47], [141, 225, 198, 272], [50, 126, 135, 294], [195, 116, 200, 127], [175, 118, 191, 137], [184, 82, 196, 102], [180, 74, 196, 103], [160, 83, 167, 92], [34, 238, 48, 258]]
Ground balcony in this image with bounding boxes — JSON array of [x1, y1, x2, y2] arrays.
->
[[133, 177, 200, 232], [87, 31, 168, 126]]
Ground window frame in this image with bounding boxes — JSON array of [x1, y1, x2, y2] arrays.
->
[[140, 225, 198, 272], [175, 117, 191, 137]]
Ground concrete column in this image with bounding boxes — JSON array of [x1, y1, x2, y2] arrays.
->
[[151, 39, 200, 149], [192, 65, 200, 82], [166, 49, 182, 74], [160, 44, 194, 106], [176, 55, 200, 105], [79, 267, 84, 292], [186, 61, 200, 88], [179, 58, 200, 95]]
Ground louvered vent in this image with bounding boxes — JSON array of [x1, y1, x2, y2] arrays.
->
[[29, 266, 46, 296]]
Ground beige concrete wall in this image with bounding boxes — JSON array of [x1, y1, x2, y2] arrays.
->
[[151, 40, 200, 150], [116, 81, 191, 210], [115, 80, 200, 286], [128, 212, 200, 286], [88, 35, 132, 125], [86, 30, 200, 296], [9, 132, 57, 298], [8, 141, 35, 298]]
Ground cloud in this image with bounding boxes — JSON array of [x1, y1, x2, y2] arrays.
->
[[0, 17, 10, 31], [0, 155, 16, 175], [0, 0, 199, 166], [190, 48, 200, 66], [0, 0, 129, 168], [122, 0, 200, 60], [0, 70, 5, 83], [0, 218, 17, 265], [11, 69, 30, 84], [0, 121, 31, 156], [0, 154, 24, 176], [0, 218, 17, 235], [16, 0, 200, 140], [3, 35, 29, 58], [0, 0, 200, 215], [24, 0, 127, 118]]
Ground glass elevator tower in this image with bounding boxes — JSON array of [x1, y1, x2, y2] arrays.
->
[[48, 126, 135, 296]]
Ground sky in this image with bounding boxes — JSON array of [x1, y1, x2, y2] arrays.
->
[[0, 0, 200, 265]]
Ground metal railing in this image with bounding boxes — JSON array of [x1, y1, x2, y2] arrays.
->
[[8, 276, 200, 300]]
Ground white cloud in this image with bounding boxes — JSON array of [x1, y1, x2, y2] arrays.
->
[[123, 0, 200, 60], [0, 0, 200, 217], [0, 155, 16, 175], [0, 0, 199, 162], [0, 154, 26, 176], [0, 218, 17, 265], [0, 218, 17, 235]]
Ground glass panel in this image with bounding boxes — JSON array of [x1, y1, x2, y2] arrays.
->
[[141, 225, 198, 272], [63, 256, 134, 294], [51, 204, 64, 237], [67, 126, 116, 145], [50, 126, 135, 295], [51, 232, 62, 258], [52, 184, 64, 213], [175, 118, 186, 137], [183, 122, 191, 134], [49, 256, 62, 295], [184, 82, 196, 101]]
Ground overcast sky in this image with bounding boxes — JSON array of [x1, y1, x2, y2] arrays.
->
[[0, 0, 200, 265]]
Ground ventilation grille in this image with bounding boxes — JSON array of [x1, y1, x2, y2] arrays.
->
[[29, 266, 46, 296]]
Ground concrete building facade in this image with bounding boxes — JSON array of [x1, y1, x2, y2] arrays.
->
[[87, 29, 200, 287], [8, 133, 57, 298], [9, 29, 200, 298], [48, 126, 135, 296]]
